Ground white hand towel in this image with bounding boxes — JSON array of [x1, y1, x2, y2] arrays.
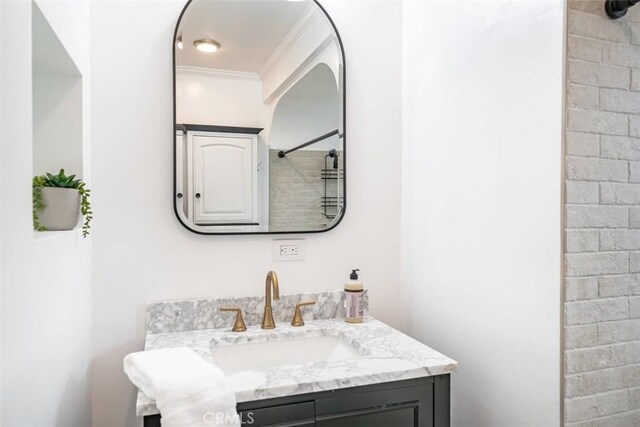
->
[[124, 348, 240, 427]]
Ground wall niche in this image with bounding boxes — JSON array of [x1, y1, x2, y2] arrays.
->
[[32, 2, 83, 180]]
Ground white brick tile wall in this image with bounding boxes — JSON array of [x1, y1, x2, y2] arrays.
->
[[557, 2, 640, 424], [569, 11, 630, 43], [601, 136, 640, 160], [569, 0, 607, 16], [629, 386, 640, 408], [569, 84, 600, 109], [568, 109, 629, 135], [600, 229, 640, 250], [567, 157, 628, 182], [567, 181, 600, 204], [630, 115, 640, 136], [602, 43, 640, 68], [568, 132, 600, 157], [567, 324, 599, 349], [629, 297, 640, 318], [600, 183, 640, 204], [597, 365, 640, 392], [601, 88, 640, 113], [632, 69, 640, 90], [569, 35, 603, 62], [566, 205, 628, 228], [568, 230, 600, 253], [598, 320, 640, 345], [566, 372, 599, 398], [629, 208, 640, 227], [567, 277, 599, 300], [629, 251, 640, 272], [566, 298, 629, 325], [597, 410, 640, 427], [629, 162, 640, 182], [599, 274, 640, 297]]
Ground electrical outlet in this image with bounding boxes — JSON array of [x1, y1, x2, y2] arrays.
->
[[280, 245, 299, 256], [272, 239, 305, 261]]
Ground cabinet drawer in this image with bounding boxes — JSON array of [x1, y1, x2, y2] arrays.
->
[[238, 401, 315, 427], [316, 402, 418, 427], [316, 381, 433, 427], [316, 382, 431, 415]]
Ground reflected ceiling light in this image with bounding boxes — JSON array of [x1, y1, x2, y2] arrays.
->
[[193, 39, 221, 53], [176, 33, 183, 50]]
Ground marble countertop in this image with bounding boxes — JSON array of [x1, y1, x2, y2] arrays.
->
[[136, 316, 458, 417]]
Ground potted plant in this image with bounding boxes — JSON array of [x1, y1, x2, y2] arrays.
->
[[33, 169, 92, 237]]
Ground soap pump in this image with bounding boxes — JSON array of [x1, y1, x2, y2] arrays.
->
[[344, 269, 364, 323]]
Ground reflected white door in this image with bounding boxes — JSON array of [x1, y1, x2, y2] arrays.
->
[[191, 132, 257, 224]]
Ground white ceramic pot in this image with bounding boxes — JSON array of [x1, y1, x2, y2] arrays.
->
[[38, 187, 80, 230]]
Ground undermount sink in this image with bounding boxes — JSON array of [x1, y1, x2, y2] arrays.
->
[[210, 334, 364, 374]]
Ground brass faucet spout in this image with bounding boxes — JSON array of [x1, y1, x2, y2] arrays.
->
[[262, 271, 280, 329]]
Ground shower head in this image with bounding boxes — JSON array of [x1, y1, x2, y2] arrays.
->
[[606, 0, 640, 19]]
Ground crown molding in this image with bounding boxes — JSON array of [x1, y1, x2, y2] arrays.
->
[[176, 66, 261, 81], [264, 36, 336, 105], [260, 5, 321, 79]]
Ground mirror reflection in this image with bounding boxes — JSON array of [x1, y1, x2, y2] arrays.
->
[[174, 0, 345, 234]]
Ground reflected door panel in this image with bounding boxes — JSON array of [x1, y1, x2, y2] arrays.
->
[[191, 132, 257, 224]]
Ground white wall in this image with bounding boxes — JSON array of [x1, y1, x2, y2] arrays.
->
[[176, 68, 267, 128], [270, 63, 339, 151], [401, 1, 563, 426], [0, 1, 92, 425], [0, 2, 4, 423], [90, 1, 402, 425]]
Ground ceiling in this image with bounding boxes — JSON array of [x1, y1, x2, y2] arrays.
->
[[176, 0, 312, 73]]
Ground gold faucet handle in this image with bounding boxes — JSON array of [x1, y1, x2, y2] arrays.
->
[[291, 300, 316, 327], [219, 307, 247, 332]]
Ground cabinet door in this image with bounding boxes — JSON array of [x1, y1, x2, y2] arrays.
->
[[191, 133, 256, 224]]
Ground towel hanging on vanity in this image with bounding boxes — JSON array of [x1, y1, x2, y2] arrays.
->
[[124, 347, 240, 427]]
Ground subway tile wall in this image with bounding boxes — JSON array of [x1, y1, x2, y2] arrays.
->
[[269, 150, 341, 231], [565, 1, 640, 425]]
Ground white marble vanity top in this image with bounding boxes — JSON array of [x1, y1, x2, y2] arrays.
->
[[136, 316, 458, 417]]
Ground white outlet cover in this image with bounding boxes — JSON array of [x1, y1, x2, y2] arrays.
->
[[272, 239, 306, 262]]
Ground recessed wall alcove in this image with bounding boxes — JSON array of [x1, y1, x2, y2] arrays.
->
[[32, 2, 83, 180]]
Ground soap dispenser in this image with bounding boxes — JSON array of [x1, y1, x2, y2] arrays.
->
[[344, 269, 364, 323]]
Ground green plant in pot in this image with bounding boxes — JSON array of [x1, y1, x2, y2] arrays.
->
[[33, 169, 92, 237]]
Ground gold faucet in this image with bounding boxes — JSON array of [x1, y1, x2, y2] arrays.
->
[[291, 301, 316, 327], [219, 307, 247, 332], [262, 271, 280, 329]]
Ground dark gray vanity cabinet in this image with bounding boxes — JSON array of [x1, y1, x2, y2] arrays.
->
[[143, 375, 450, 427]]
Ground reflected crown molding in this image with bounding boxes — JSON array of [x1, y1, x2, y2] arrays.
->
[[176, 65, 261, 81], [260, 4, 321, 79], [263, 36, 336, 105]]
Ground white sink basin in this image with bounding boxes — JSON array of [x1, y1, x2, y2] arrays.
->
[[210, 335, 364, 374]]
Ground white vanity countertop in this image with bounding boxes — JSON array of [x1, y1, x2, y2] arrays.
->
[[136, 317, 458, 417]]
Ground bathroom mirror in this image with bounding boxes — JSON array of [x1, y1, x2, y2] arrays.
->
[[173, 0, 345, 235]]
